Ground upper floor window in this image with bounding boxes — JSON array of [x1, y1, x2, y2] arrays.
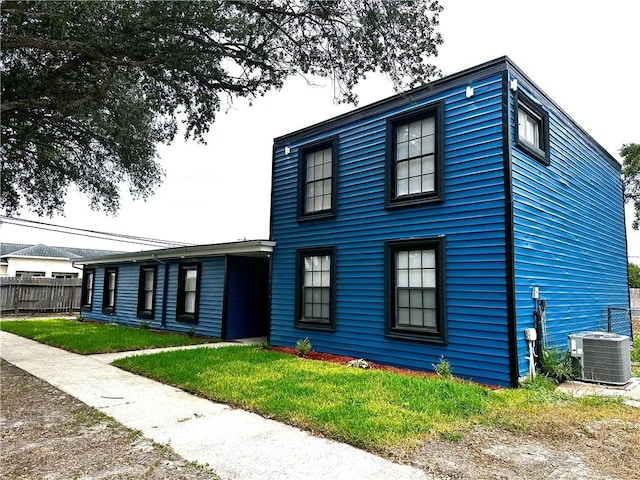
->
[[177, 263, 200, 323], [81, 268, 95, 310], [137, 265, 157, 319], [386, 237, 446, 343], [296, 247, 335, 330], [298, 138, 337, 220], [102, 267, 117, 314], [515, 92, 550, 166], [386, 101, 444, 207]]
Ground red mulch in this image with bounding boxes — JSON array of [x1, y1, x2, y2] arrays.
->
[[269, 345, 437, 378]]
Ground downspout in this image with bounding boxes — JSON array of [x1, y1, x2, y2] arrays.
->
[[151, 255, 168, 328]]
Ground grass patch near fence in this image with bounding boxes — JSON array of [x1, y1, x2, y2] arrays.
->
[[632, 336, 640, 377], [112, 346, 639, 453], [0, 319, 216, 354]]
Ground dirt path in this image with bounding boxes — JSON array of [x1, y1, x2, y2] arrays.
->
[[0, 360, 219, 480], [398, 422, 639, 480]]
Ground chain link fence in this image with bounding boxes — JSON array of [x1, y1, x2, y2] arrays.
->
[[607, 307, 635, 339]]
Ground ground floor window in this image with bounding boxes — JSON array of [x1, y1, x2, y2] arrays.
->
[[296, 247, 335, 330], [15, 271, 45, 278], [386, 237, 446, 343], [177, 263, 200, 323], [137, 265, 156, 319], [52, 272, 78, 279], [102, 268, 118, 314], [81, 268, 95, 310]]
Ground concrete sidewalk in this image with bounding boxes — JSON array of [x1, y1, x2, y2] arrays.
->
[[0, 331, 429, 480]]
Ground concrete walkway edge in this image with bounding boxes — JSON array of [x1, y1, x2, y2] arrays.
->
[[0, 331, 430, 480]]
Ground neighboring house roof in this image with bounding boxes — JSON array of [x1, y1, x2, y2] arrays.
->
[[0, 243, 123, 263], [0, 243, 32, 264], [5, 244, 79, 259], [76, 240, 276, 265]]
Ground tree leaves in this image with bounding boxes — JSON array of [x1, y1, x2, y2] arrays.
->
[[1, 0, 443, 216], [621, 143, 640, 229]]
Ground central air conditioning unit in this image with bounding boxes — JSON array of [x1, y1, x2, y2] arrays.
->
[[568, 332, 631, 385]]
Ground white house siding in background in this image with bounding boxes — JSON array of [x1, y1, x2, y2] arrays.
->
[[3, 256, 81, 278], [0, 244, 122, 279]]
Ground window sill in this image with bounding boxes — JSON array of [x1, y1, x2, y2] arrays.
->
[[176, 315, 198, 324], [295, 321, 335, 332], [386, 193, 444, 209], [386, 330, 447, 345], [297, 211, 336, 222], [515, 138, 550, 166]]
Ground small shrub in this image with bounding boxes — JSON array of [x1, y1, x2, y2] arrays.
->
[[433, 355, 452, 378], [540, 346, 576, 384], [187, 327, 196, 337], [346, 358, 370, 369], [139, 321, 151, 330], [295, 337, 312, 357], [76, 313, 84, 322]]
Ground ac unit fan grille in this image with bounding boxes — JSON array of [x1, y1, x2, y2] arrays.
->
[[573, 333, 631, 385], [582, 338, 631, 383]]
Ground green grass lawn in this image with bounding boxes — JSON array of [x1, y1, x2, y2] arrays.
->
[[632, 336, 640, 377], [112, 346, 640, 453], [0, 319, 216, 354]]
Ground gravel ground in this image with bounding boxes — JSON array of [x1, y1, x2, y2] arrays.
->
[[0, 360, 219, 480], [2, 357, 639, 480]]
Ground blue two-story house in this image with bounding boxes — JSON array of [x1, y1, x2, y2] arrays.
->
[[269, 56, 630, 387]]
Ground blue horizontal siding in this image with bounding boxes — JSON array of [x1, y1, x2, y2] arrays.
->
[[164, 258, 225, 337], [271, 73, 512, 386], [82, 258, 227, 338], [510, 73, 629, 378], [82, 264, 151, 328]]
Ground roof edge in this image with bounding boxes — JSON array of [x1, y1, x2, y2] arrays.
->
[[273, 56, 511, 146], [274, 55, 619, 169], [75, 240, 276, 265]]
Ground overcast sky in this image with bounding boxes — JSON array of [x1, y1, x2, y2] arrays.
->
[[2, 0, 639, 260]]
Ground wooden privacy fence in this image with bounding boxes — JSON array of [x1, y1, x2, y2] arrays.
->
[[0, 277, 82, 314]]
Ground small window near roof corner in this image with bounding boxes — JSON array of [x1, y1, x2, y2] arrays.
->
[[518, 107, 541, 147], [298, 138, 337, 220], [515, 93, 550, 165], [386, 101, 444, 207]]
